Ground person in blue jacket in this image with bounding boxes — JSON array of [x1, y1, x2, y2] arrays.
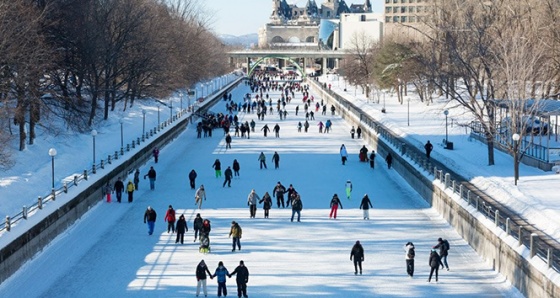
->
[[212, 261, 230, 297]]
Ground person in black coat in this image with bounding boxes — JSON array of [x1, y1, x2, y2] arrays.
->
[[424, 140, 433, 159], [359, 194, 373, 220], [193, 213, 203, 242], [369, 151, 376, 169], [113, 177, 125, 203], [433, 237, 450, 270], [272, 151, 280, 169], [385, 152, 393, 169], [428, 249, 443, 282], [223, 166, 233, 187], [273, 181, 287, 208], [175, 214, 188, 244], [259, 192, 272, 218], [189, 169, 197, 189], [196, 260, 213, 297], [225, 133, 232, 149], [356, 126, 362, 138], [232, 159, 240, 177], [350, 240, 364, 275], [213, 159, 222, 178], [229, 260, 249, 298]]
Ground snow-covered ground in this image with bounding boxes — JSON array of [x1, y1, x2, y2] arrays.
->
[[0, 78, 523, 297]]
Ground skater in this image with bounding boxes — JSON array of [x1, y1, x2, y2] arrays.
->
[[193, 213, 203, 242], [304, 120, 310, 132], [359, 146, 368, 162], [223, 166, 233, 187], [359, 194, 373, 220], [164, 205, 176, 233], [261, 124, 270, 137], [232, 159, 240, 177], [386, 152, 393, 169], [433, 238, 450, 271], [225, 133, 232, 149], [144, 206, 157, 235], [259, 192, 272, 218], [290, 194, 303, 222], [195, 260, 213, 297], [247, 189, 260, 218], [297, 121, 302, 132], [126, 180, 135, 203], [356, 126, 362, 138], [424, 140, 433, 159], [428, 249, 443, 283], [133, 169, 140, 190], [345, 180, 353, 200], [103, 181, 112, 203], [285, 184, 297, 207], [144, 166, 157, 190], [350, 240, 364, 275], [273, 181, 286, 208], [189, 169, 197, 189], [199, 219, 212, 253], [329, 194, 343, 219], [258, 152, 267, 169], [229, 221, 242, 252], [404, 241, 415, 278], [272, 151, 280, 169], [195, 185, 206, 209], [369, 151, 376, 169], [113, 177, 124, 203], [229, 260, 249, 298], [350, 126, 355, 139], [212, 261, 230, 297], [330, 104, 336, 115], [152, 147, 159, 163], [212, 159, 222, 178], [175, 214, 188, 244], [340, 144, 348, 165], [273, 123, 280, 138]]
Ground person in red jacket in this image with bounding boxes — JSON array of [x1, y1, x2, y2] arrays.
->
[[164, 205, 176, 233]]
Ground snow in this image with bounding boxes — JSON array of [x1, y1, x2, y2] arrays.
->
[[0, 72, 549, 297]]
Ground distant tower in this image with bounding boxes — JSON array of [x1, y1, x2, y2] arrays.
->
[[322, 0, 340, 19], [363, 0, 372, 12]]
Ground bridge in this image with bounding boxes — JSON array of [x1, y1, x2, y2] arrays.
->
[[228, 49, 349, 77]]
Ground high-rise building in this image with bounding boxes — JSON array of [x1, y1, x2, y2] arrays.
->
[[383, 0, 429, 40]]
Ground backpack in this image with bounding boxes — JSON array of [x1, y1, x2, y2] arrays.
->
[[407, 247, 415, 259], [444, 240, 450, 251]]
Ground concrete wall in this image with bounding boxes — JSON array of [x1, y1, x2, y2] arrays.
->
[[307, 78, 559, 298], [0, 79, 242, 284]]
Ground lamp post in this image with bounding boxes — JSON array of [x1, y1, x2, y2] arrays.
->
[[142, 109, 146, 136], [512, 133, 520, 185], [157, 105, 160, 130], [119, 118, 123, 149], [444, 110, 449, 144], [48, 148, 57, 189], [407, 98, 410, 127], [91, 129, 97, 166], [169, 101, 173, 122], [180, 91, 183, 111]]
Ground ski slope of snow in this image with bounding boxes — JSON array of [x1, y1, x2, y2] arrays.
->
[[0, 77, 523, 297]]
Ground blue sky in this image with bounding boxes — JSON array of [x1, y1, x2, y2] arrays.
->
[[204, 0, 384, 36]]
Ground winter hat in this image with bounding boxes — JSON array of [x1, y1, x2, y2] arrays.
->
[[438, 237, 443, 242], [356, 240, 360, 245], [218, 261, 223, 267], [169, 205, 173, 208], [232, 221, 236, 224], [147, 206, 152, 210]]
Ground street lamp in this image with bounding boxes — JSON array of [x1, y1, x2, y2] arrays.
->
[[407, 98, 410, 127], [119, 118, 123, 149], [443, 110, 449, 144], [48, 148, 57, 189], [157, 105, 160, 130], [91, 130, 97, 165], [512, 133, 520, 185], [180, 91, 183, 111], [142, 109, 146, 136], [169, 100, 173, 122]]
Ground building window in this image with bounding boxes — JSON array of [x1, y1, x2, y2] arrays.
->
[[401, 16, 407, 22], [409, 16, 416, 22], [401, 0, 407, 3], [386, 0, 390, 3], [361, 15, 366, 22], [386, 7, 392, 13], [393, 7, 398, 13], [393, 16, 399, 22], [408, 6, 415, 13], [385, 16, 391, 22], [401, 7, 406, 13], [393, 0, 398, 3], [409, 0, 415, 2]]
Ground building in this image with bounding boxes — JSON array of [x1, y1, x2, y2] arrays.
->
[[382, 0, 429, 40]]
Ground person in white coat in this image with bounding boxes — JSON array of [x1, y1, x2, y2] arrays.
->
[[340, 144, 348, 165], [247, 189, 260, 218], [404, 242, 415, 278], [195, 185, 206, 209]]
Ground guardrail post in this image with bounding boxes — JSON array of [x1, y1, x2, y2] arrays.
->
[[108, 155, 112, 164], [132, 141, 135, 149], [459, 184, 463, 198], [494, 210, 500, 227], [547, 248, 553, 268], [114, 151, 119, 160], [120, 147, 124, 156], [466, 189, 471, 203], [137, 137, 141, 145], [126, 144, 130, 152], [64, 182, 68, 193], [142, 134, 145, 142], [150, 129, 153, 137], [518, 226, 523, 246], [38, 196, 42, 209], [22, 206, 27, 219], [530, 233, 538, 258], [74, 175, 78, 186], [100, 160, 104, 169], [51, 188, 56, 201], [83, 170, 88, 181], [433, 166, 438, 178], [5, 216, 10, 232], [445, 173, 450, 189], [506, 218, 510, 235], [92, 163, 96, 174]]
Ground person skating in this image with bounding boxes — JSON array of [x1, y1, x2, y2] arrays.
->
[[223, 166, 233, 187], [164, 205, 176, 233], [273, 123, 280, 138], [212, 261, 230, 297], [212, 159, 222, 178], [356, 126, 362, 138], [232, 159, 240, 177], [359, 194, 373, 220], [350, 240, 364, 275], [272, 151, 280, 169], [285, 184, 297, 207], [195, 185, 206, 209], [133, 169, 140, 190], [261, 124, 270, 137], [290, 194, 303, 222], [103, 181, 112, 203], [424, 140, 433, 159], [359, 145, 368, 162], [404, 242, 415, 278], [350, 126, 355, 139], [195, 260, 213, 297], [144, 166, 157, 190], [258, 152, 267, 169], [304, 120, 310, 132], [144, 206, 157, 235], [345, 180, 353, 200], [193, 213, 203, 242], [228, 260, 249, 298], [386, 152, 393, 169], [428, 249, 443, 283], [152, 147, 159, 163], [189, 169, 197, 189], [259, 192, 272, 218], [340, 144, 349, 165], [225, 133, 232, 149], [247, 189, 260, 218], [329, 194, 343, 219], [229, 221, 242, 252], [273, 181, 287, 208], [126, 180, 135, 203], [433, 237, 450, 271], [175, 214, 188, 244], [113, 177, 124, 203], [369, 151, 376, 169]]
